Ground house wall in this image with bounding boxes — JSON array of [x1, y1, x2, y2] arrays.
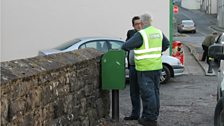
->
[[1, 0, 170, 61]]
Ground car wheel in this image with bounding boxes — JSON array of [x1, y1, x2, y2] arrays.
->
[[214, 98, 224, 126], [160, 65, 171, 84]]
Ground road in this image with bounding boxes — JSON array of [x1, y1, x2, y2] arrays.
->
[[175, 7, 217, 36], [174, 7, 218, 47]]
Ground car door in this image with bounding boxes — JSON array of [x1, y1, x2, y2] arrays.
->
[[218, 38, 224, 98], [219, 60, 224, 95], [79, 40, 108, 53]]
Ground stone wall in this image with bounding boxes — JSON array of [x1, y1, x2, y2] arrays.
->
[[0, 48, 110, 126]]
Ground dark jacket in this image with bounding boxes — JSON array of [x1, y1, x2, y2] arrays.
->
[[202, 34, 217, 47], [126, 29, 137, 68], [126, 29, 137, 41]]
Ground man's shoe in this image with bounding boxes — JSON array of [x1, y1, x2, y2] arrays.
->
[[124, 116, 139, 120], [138, 118, 157, 126]]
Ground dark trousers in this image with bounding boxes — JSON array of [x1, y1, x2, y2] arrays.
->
[[137, 70, 161, 121], [202, 45, 209, 63], [129, 65, 141, 117]]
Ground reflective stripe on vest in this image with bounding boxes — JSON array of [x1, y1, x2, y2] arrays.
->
[[134, 47, 162, 54], [135, 54, 161, 60], [139, 30, 149, 49]]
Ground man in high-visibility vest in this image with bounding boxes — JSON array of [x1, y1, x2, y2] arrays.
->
[[122, 13, 170, 126]]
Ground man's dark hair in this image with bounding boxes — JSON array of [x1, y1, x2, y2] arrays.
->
[[132, 16, 140, 26]]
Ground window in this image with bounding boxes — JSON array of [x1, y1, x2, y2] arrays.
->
[[79, 41, 108, 53], [182, 22, 194, 25], [108, 41, 123, 50]]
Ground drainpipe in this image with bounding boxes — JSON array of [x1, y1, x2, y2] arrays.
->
[[209, 0, 211, 14]]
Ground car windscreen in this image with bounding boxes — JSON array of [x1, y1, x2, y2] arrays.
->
[[215, 34, 224, 44], [54, 39, 81, 51], [221, 34, 224, 44], [182, 21, 194, 26]]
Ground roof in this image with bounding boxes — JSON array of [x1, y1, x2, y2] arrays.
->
[[78, 36, 124, 41], [182, 20, 194, 22]]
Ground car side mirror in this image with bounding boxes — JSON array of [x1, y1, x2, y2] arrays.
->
[[208, 44, 224, 60]]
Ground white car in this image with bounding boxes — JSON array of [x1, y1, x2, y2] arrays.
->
[[39, 37, 184, 84]]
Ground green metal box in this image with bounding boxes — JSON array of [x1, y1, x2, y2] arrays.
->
[[101, 50, 126, 90]]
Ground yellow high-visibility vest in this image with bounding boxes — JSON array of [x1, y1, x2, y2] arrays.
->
[[134, 26, 163, 71]]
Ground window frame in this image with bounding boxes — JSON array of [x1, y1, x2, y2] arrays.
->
[[78, 40, 109, 52], [107, 40, 124, 50]]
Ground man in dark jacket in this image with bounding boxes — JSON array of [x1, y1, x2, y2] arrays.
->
[[201, 32, 218, 62], [124, 16, 143, 121]]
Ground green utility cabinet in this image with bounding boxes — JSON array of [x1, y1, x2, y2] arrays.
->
[[101, 50, 126, 90]]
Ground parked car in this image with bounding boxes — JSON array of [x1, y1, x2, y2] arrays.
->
[[39, 37, 184, 84], [215, 59, 224, 126], [208, 33, 224, 126], [177, 20, 196, 33]]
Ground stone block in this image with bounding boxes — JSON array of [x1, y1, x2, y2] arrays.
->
[[9, 98, 27, 121], [1, 97, 9, 125], [26, 87, 42, 110]]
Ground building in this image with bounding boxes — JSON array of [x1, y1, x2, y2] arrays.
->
[[217, 0, 224, 28], [173, 0, 182, 6], [181, 0, 201, 10], [200, 0, 218, 14], [200, 0, 224, 28]]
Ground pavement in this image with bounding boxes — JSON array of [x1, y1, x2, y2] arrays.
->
[[175, 7, 224, 36], [173, 34, 214, 76], [211, 25, 224, 33], [182, 42, 216, 76]]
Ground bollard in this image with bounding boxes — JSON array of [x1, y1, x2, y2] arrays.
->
[[112, 90, 119, 121], [208, 62, 213, 73], [208, 57, 214, 73]]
